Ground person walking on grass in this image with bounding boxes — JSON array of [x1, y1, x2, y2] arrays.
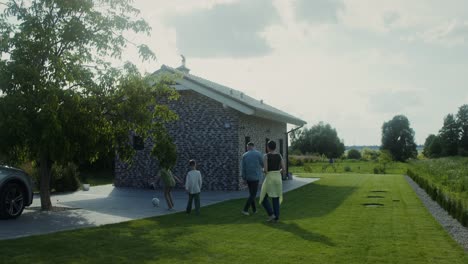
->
[[241, 142, 263, 216], [159, 167, 182, 211], [259, 140, 285, 223], [185, 159, 202, 215]]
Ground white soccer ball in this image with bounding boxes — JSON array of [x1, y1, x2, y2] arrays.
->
[[152, 197, 160, 207]]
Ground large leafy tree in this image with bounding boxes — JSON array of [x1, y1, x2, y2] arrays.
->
[[439, 114, 459, 156], [456, 104, 468, 155], [290, 122, 345, 158], [0, 0, 178, 210], [422, 134, 442, 158], [381, 115, 417, 162]]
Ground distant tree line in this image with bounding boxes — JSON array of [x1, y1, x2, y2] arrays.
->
[[347, 115, 418, 162], [289, 116, 419, 162], [423, 104, 468, 158], [290, 106, 468, 163]]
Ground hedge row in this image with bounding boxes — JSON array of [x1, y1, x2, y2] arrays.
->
[[407, 169, 468, 227]]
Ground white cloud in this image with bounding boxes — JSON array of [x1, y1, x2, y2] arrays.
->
[[294, 0, 344, 24], [417, 20, 468, 46], [163, 0, 280, 58]]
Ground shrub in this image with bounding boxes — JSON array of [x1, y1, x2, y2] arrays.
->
[[373, 166, 385, 174], [362, 148, 380, 161], [288, 156, 297, 166], [303, 165, 312, 173], [374, 165, 386, 174], [296, 159, 304, 166], [459, 148, 468, 157], [347, 149, 361, 160], [19, 161, 36, 177], [380, 167, 386, 174], [344, 166, 352, 172], [463, 210, 468, 226], [51, 162, 81, 192]]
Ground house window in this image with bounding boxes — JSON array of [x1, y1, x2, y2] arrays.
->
[[265, 138, 270, 153], [245, 136, 251, 152], [279, 139, 284, 156], [133, 136, 144, 150]]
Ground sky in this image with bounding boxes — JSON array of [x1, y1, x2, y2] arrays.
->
[[123, 0, 468, 146]]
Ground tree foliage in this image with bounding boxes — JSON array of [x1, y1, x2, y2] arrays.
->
[[456, 104, 468, 155], [423, 134, 442, 158], [290, 122, 345, 158], [0, 0, 178, 209], [381, 115, 417, 162], [427, 104, 468, 158], [439, 114, 459, 156], [347, 149, 361, 160]]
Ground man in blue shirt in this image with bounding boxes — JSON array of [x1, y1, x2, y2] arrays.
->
[[241, 142, 264, 215]]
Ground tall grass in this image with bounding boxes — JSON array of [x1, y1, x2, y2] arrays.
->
[[408, 157, 468, 196], [289, 160, 408, 175], [407, 157, 468, 226]]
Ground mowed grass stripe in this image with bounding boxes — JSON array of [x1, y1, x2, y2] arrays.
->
[[1, 174, 466, 264]]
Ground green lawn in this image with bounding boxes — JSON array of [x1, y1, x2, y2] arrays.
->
[[2, 174, 467, 264]]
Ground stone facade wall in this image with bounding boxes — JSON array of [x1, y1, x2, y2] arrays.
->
[[237, 114, 287, 190], [114, 90, 288, 191], [115, 90, 241, 191], [114, 136, 159, 188]]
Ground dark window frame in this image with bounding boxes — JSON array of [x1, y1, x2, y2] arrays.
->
[[133, 135, 144, 150]]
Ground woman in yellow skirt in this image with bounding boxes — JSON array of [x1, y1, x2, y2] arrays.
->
[[259, 140, 285, 222]]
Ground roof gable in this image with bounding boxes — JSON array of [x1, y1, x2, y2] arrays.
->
[[154, 65, 306, 126]]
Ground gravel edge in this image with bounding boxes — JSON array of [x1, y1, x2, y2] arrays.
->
[[405, 175, 468, 251]]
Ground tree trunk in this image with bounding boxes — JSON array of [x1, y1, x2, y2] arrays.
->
[[39, 152, 52, 210]]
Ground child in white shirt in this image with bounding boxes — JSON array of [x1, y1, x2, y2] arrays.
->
[[185, 159, 202, 215]]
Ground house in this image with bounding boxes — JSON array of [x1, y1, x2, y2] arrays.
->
[[114, 63, 306, 191]]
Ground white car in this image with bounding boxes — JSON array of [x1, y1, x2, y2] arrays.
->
[[0, 166, 34, 219]]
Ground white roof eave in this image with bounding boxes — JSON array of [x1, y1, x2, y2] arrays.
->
[[254, 109, 307, 126], [158, 65, 306, 126]]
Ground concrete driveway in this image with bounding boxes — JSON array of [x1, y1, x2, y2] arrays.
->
[[0, 177, 318, 240]]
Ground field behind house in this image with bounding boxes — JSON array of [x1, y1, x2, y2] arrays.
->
[[407, 157, 468, 201], [289, 159, 409, 175]]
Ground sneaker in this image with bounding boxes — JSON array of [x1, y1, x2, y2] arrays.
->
[[267, 214, 276, 222], [241, 210, 250, 216]]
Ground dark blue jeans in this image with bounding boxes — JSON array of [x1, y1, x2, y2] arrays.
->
[[243, 180, 259, 212], [262, 194, 280, 220], [186, 193, 200, 215]]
